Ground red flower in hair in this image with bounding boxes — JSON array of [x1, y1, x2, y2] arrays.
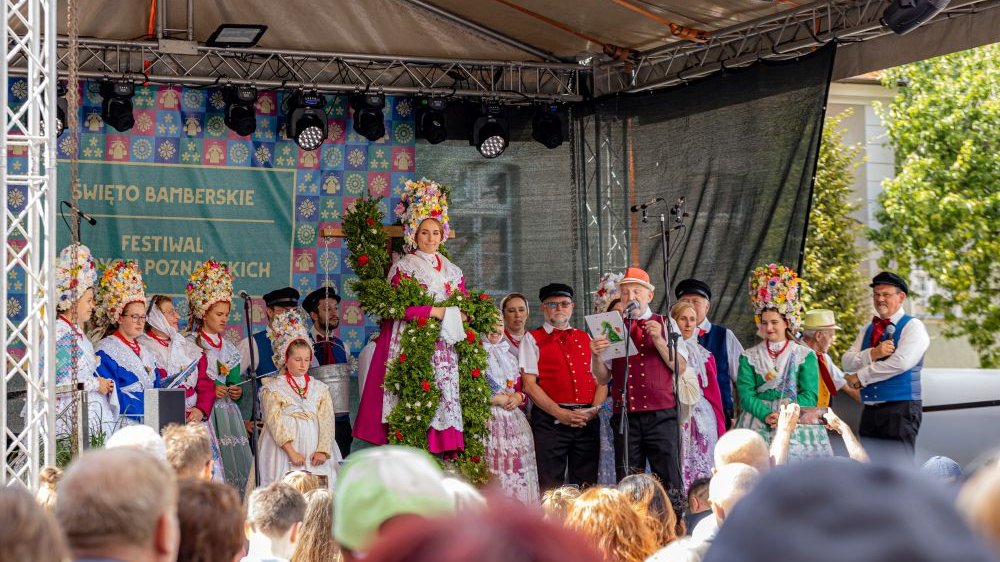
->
[[465, 330, 476, 344], [398, 353, 407, 363], [417, 317, 428, 327], [420, 381, 431, 392], [471, 368, 481, 378], [357, 255, 370, 267]]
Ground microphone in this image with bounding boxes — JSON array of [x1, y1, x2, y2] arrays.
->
[[623, 300, 640, 318], [61, 200, 97, 225], [630, 197, 664, 213], [882, 324, 896, 342], [238, 290, 251, 300], [670, 197, 690, 218]]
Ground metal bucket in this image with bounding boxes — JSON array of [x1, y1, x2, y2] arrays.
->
[[309, 363, 352, 415]]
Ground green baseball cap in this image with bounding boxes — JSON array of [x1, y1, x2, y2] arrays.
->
[[333, 446, 454, 552]]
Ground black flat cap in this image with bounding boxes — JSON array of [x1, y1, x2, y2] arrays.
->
[[262, 287, 299, 308], [870, 271, 909, 294], [302, 286, 341, 313], [539, 283, 574, 302], [674, 278, 712, 301]]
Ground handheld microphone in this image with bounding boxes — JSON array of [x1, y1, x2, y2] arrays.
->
[[882, 324, 896, 342], [630, 197, 664, 213], [238, 290, 251, 300], [61, 200, 97, 225]]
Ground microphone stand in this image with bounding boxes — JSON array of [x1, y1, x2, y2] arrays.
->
[[618, 308, 636, 476], [241, 294, 262, 489]]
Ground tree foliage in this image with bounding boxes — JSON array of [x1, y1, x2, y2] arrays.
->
[[802, 110, 867, 359], [872, 44, 1000, 367]]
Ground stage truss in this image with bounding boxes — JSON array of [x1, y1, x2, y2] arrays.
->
[[2, 0, 59, 490]]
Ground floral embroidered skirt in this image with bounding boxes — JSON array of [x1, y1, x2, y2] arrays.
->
[[486, 404, 540, 503]]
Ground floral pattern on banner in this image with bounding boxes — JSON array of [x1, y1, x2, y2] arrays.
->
[[4, 78, 415, 352]]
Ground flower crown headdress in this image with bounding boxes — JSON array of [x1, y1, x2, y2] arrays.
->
[[393, 178, 451, 251], [56, 244, 98, 312], [186, 260, 234, 320], [268, 309, 312, 370], [748, 263, 806, 335], [593, 272, 624, 314], [95, 260, 146, 325]]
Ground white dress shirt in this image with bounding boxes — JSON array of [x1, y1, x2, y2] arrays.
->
[[697, 318, 744, 382], [841, 307, 930, 388]]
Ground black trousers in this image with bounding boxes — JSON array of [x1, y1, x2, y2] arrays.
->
[[335, 417, 353, 458], [531, 408, 600, 492], [611, 408, 683, 493], [859, 400, 922, 463]]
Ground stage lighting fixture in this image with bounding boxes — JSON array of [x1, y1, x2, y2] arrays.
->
[[55, 83, 68, 137], [285, 90, 328, 151], [881, 0, 950, 35], [350, 94, 386, 142], [471, 104, 508, 158], [206, 24, 268, 48], [415, 98, 448, 145], [100, 80, 135, 132], [532, 105, 563, 149], [224, 85, 257, 136]]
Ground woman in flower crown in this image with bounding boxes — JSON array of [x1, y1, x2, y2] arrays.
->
[[735, 263, 832, 459], [138, 294, 224, 481], [259, 310, 339, 488], [52, 244, 118, 438], [354, 179, 469, 455], [94, 260, 160, 425], [186, 260, 252, 493]]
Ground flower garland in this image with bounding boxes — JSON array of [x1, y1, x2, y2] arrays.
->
[[344, 196, 496, 484]]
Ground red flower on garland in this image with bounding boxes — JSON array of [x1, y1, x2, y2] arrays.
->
[[465, 330, 476, 344], [394, 430, 403, 441], [398, 353, 407, 363], [479, 293, 490, 301], [420, 381, 431, 392], [417, 317, 428, 327], [471, 368, 481, 378], [366, 217, 376, 227], [358, 255, 370, 267], [470, 455, 481, 463]]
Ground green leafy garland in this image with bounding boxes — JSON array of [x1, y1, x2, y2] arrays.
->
[[344, 196, 496, 483]]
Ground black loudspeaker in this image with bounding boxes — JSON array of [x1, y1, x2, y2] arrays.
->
[[143, 389, 186, 433], [881, 0, 950, 35]]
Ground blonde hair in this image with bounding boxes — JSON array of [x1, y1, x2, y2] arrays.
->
[[162, 423, 212, 480], [669, 300, 696, 322], [541, 485, 581, 521], [36, 465, 62, 513], [958, 466, 1000, 554], [282, 470, 321, 495], [565, 487, 660, 562], [291, 488, 340, 562]]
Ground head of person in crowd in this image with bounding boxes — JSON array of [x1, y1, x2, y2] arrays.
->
[[364, 499, 606, 562], [283, 470, 322, 496], [921, 455, 963, 484], [442, 476, 488, 513], [1, 484, 70, 562], [675, 279, 713, 326], [106, 424, 168, 461], [707, 463, 761, 529], [617, 267, 656, 319], [245, 482, 307, 561], [185, 260, 234, 335], [262, 287, 301, 326], [291, 488, 338, 562], [714, 429, 771, 473], [801, 309, 840, 355], [303, 286, 341, 336], [671, 300, 699, 340], [56, 447, 179, 562], [162, 423, 214, 480], [501, 292, 530, 337], [56, 243, 98, 326], [541, 485, 582, 522], [334, 446, 454, 559], [618, 473, 680, 547], [594, 271, 623, 316], [538, 283, 575, 330], [958, 466, 1000, 555], [175, 479, 244, 562], [565, 486, 661, 562], [870, 271, 909, 320], [704, 458, 998, 562], [686, 476, 713, 531], [36, 465, 62, 512]]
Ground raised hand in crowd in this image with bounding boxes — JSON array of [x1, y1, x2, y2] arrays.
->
[[770, 403, 800, 466], [824, 409, 870, 463]]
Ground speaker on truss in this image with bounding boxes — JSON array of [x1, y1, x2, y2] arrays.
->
[[881, 0, 950, 35]]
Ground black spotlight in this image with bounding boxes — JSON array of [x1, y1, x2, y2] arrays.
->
[[532, 104, 563, 149], [99, 80, 135, 132], [350, 93, 386, 142], [285, 90, 328, 151], [471, 103, 508, 158], [223, 85, 257, 136], [881, 0, 950, 35], [54, 83, 68, 137], [415, 98, 448, 145]]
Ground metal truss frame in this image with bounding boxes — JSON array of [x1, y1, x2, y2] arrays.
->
[[8, 37, 588, 102], [594, 0, 1000, 95], [2, 0, 59, 490]]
